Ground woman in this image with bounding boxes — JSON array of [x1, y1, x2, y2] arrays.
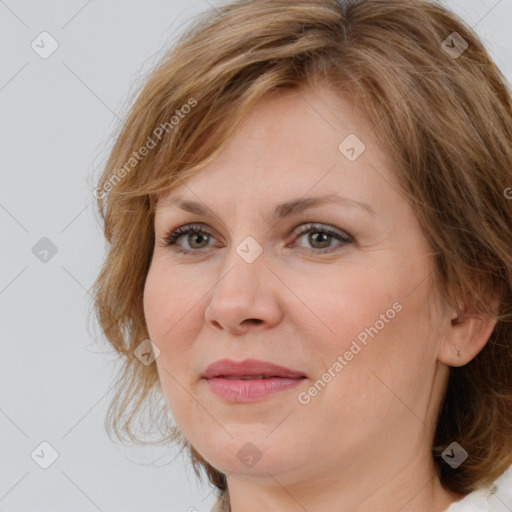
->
[[90, 0, 512, 510]]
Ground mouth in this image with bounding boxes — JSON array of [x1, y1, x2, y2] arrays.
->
[[211, 374, 306, 380], [203, 376, 306, 402], [201, 359, 307, 403], [201, 358, 307, 380], [222, 375, 279, 380]]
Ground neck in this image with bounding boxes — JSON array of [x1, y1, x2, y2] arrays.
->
[[225, 455, 465, 512]]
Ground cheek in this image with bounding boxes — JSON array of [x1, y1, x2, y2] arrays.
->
[[143, 264, 167, 341], [300, 259, 433, 401], [143, 260, 193, 341], [144, 265, 197, 426], [291, 264, 402, 351], [143, 261, 202, 373]]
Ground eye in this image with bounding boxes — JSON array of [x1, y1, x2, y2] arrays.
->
[[162, 223, 216, 253], [290, 223, 353, 253], [161, 222, 353, 255]]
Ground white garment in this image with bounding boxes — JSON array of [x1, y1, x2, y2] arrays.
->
[[445, 465, 512, 511]]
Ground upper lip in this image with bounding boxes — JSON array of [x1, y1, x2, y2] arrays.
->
[[201, 358, 307, 379]]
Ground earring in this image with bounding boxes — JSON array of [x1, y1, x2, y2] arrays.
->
[[455, 347, 462, 358]]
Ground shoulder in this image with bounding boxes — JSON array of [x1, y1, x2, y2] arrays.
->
[[445, 464, 512, 512]]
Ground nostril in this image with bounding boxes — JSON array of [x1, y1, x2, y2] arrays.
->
[[246, 319, 262, 325]]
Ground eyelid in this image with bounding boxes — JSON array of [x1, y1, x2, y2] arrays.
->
[[292, 222, 352, 241]]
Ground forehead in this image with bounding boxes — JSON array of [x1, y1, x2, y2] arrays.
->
[[156, 84, 395, 214]]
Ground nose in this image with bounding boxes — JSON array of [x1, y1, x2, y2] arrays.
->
[[204, 249, 283, 335]]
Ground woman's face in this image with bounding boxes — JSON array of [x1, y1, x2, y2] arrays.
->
[[143, 85, 453, 489]]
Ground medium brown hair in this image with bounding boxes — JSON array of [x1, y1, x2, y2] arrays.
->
[[89, 0, 512, 509]]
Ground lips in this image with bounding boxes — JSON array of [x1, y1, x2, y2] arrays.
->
[[201, 358, 307, 402], [201, 358, 307, 380]]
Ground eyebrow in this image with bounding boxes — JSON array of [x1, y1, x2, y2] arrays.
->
[[158, 194, 376, 219]]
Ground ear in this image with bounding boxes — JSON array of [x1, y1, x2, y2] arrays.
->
[[437, 294, 500, 367]]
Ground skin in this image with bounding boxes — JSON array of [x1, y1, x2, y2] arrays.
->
[[143, 84, 497, 512]]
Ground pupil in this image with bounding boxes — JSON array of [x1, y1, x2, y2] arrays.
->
[[191, 233, 208, 248], [310, 232, 330, 248]]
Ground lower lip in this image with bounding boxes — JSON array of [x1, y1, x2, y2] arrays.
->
[[204, 377, 305, 402]]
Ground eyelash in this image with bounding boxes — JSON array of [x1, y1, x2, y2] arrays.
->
[[162, 222, 353, 255]]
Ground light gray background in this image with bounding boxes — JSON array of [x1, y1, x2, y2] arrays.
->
[[0, 1, 510, 511]]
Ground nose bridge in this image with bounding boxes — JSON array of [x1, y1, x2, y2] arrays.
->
[[212, 236, 266, 305], [204, 236, 281, 331]]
